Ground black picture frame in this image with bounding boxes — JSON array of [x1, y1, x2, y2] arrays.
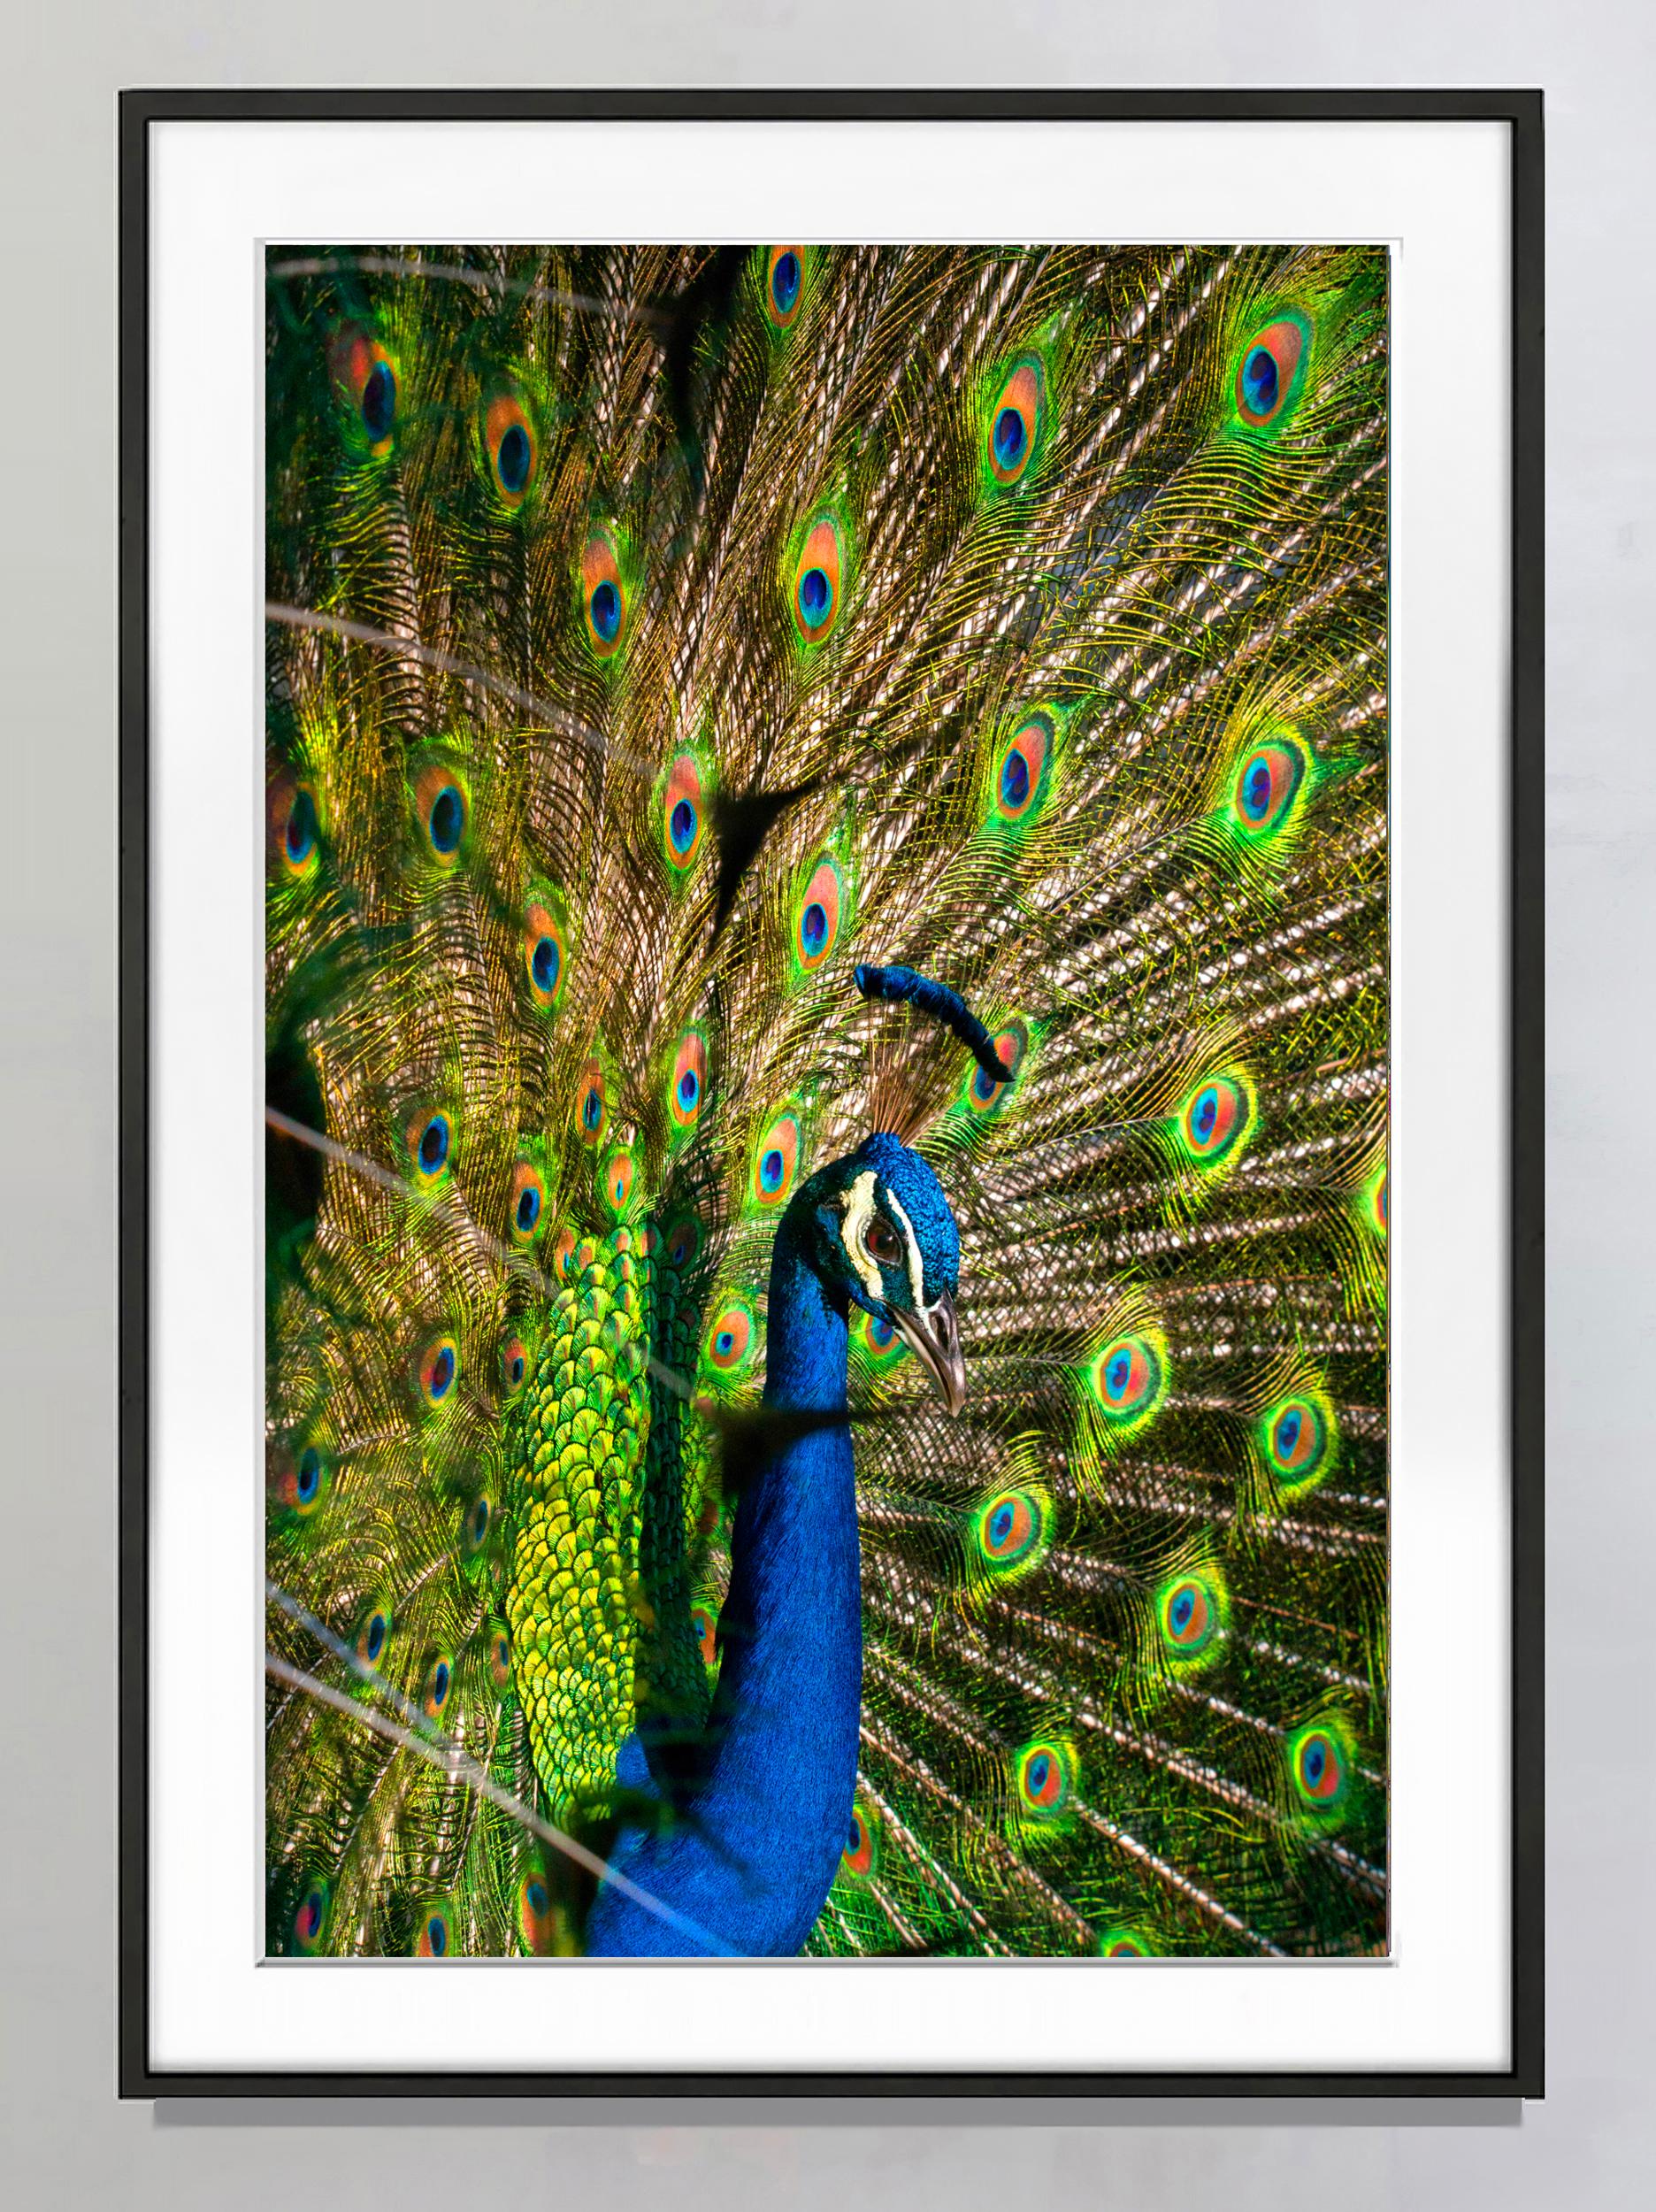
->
[[119, 85, 1545, 2101]]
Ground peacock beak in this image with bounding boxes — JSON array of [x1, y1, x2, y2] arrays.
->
[[891, 1291, 967, 1417]]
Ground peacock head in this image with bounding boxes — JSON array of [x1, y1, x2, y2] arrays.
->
[[800, 1131, 966, 1416]]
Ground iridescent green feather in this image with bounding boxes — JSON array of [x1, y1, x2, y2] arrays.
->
[[265, 242, 1389, 1961]]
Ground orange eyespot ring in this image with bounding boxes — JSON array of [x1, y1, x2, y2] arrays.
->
[[518, 1870, 556, 1953], [508, 1161, 546, 1247], [414, 1907, 453, 1958], [705, 1302, 755, 1373], [1092, 1333, 1162, 1422], [500, 1333, 528, 1394], [418, 1333, 460, 1409], [484, 393, 538, 505], [752, 1114, 801, 1206], [841, 1804, 878, 1878], [356, 1605, 391, 1667], [965, 1021, 1028, 1113], [574, 1059, 608, 1147], [271, 774, 321, 879], [1262, 1397, 1331, 1489], [524, 902, 566, 1009], [766, 246, 805, 328], [414, 763, 468, 864], [330, 328, 398, 456], [663, 755, 705, 871], [993, 714, 1052, 825], [406, 1106, 452, 1188], [663, 1211, 702, 1269], [794, 858, 844, 972], [690, 1605, 719, 1666], [273, 1442, 329, 1517], [582, 534, 626, 657], [669, 1029, 708, 1128], [1179, 1075, 1250, 1165], [421, 1655, 454, 1720], [987, 358, 1044, 487], [976, 1487, 1041, 1567], [1290, 1724, 1349, 1809], [1236, 317, 1308, 429], [1158, 1575, 1217, 1654], [1015, 1739, 1073, 1816], [602, 1148, 636, 1218], [791, 517, 842, 645], [1100, 1928, 1157, 1958], [292, 1880, 331, 1953]]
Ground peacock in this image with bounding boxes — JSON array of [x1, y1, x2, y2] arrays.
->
[[263, 242, 1390, 1962]]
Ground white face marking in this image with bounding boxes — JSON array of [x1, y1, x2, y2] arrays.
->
[[883, 1188, 926, 1316], [840, 1170, 886, 1304], [840, 1171, 927, 1314]]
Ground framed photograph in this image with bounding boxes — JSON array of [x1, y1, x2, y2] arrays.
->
[[119, 88, 1543, 2097]]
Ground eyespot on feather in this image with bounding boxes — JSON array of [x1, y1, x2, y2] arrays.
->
[[752, 1113, 801, 1207], [273, 1440, 331, 1518], [963, 1020, 1028, 1114], [703, 1299, 755, 1377], [601, 1147, 636, 1220], [973, 1485, 1048, 1574], [1232, 736, 1307, 838], [794, 856, 844, 972], [1090, 1333, 1166, 1425], [840, 1802, 879, 1880], [1157, 1572, 1221, 1656], [356, 1604, 391, 1668], [791, 516, 843, 646], [1014, 1737, 1076, 1820], [663, 1210, 702, 1269], [992, 713, 1054, 827], [330, 328, 398, 456], [582, 534, 627, 658], [1288, 1722, 1351, 1812], [406, 1107, 452, 1190], [1177, 1073, 1253, 1168], [483, 392, 538, 506], [417, 1333, 459, 1409], [1261, 1395, 1335, 1494], [421, 1655, 454, 1721], [574, 1060, 609, 1147], [291, 1879, 331, 1955], [765, 246, 805, 327], [413, 1905, 453, 1957], [1234, 315, 1309, 430], [986, 357, 1045, 488], [1099, 1926, 1158, 1958], [500, 1330, 529, 1398], [662, 755, 705, 872], [524, 901, 567, 1010], [413, 763, 468, 864], [508, 1160, 546, 1247], [270, 774, 322, 880], [669, 1029, 708, 1131]]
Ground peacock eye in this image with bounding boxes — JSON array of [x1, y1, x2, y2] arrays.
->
[[863, 1217, 901, 1268]]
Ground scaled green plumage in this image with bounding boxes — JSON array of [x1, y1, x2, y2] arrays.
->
[[265, 242, 1389, 1959]]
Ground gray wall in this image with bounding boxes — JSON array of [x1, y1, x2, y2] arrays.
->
[[3, 3, 1649, 2205]]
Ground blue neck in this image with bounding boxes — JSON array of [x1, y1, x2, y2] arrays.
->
[[584, 1192, 862, 1956]]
